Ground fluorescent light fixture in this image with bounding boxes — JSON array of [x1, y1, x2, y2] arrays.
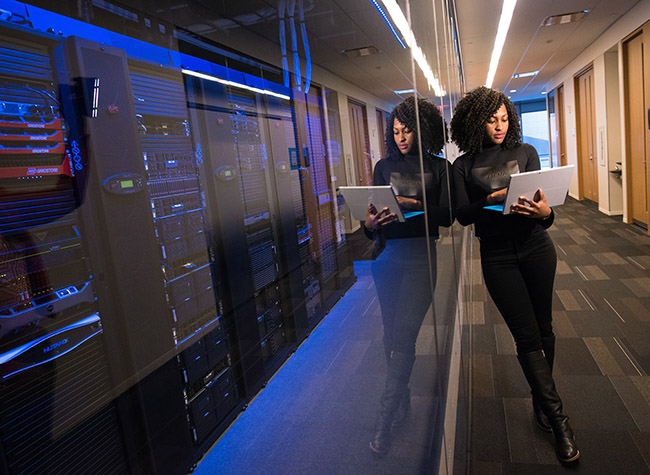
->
[[394, 89, 415, 95], [509, 89, 517, 93], [541, 91, 547, 95], [370, 0, 406, 48], [377, 0, 445, 96], [512, 70, 538, 79], [485, 0, 517, 89], [182, 69, 291, 100]]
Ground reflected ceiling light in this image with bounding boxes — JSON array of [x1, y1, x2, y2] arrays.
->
[[485, 0, 517, 89], [509, 89, 517, 93], [370, 0, 406, 48], [542, 10, 589, 27], [394, 89, 415, 95], [181, 69, 291, 100], [541, 91, 547, 95], [375, 0, 446, 96], [512, 70, 538, 79]]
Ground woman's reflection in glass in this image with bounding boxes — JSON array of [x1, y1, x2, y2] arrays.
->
[[364, 97, 452, 456]]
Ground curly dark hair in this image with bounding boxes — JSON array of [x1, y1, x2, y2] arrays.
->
[[386, 96, 446, 158], [450, 86, 521, 154]]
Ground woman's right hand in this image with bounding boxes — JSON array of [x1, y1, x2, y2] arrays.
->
[[365, 203, 397, 231], [486, 187, 507, 205]]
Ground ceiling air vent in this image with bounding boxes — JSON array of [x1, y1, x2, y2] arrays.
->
[[542, 10, 589, 27], [341, 46, 380, 57]]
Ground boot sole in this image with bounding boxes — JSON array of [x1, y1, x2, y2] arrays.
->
[[369, 441, 388, 457], [558, 449, 580, 463]]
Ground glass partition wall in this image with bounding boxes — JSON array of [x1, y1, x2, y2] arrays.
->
[[0, 0, 468, 474]]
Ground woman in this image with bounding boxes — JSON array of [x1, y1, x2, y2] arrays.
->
[[450, 86, 579, 463], [364, 97, 451, 456]]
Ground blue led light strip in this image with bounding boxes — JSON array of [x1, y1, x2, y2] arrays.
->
[[370, 0, 406, 48]]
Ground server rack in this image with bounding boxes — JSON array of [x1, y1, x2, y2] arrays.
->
[[0, 27, 128, 474], [184, 73, 301, 396], [264, 96, 322, 339], [59, 36, 194, 474], [127, 59, 239, 458]]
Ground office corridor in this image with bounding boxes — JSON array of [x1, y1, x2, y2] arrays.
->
[[469, 197, 650, 474], [191, 197, 650, 475]]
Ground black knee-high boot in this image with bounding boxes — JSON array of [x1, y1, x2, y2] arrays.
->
[[532, 336, 555, 432], [518, 350, 579, 463], [383, 349, 411, 427], [370, 351, 415, 456]]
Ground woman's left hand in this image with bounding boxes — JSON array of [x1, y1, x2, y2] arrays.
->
[[510, 188, 552, 219]]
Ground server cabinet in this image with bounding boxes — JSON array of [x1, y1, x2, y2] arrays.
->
[[0, 27, 128, 474], [184, 73, 307, 394], [58, 36, 193, 474], [263, 96, 321, 340], [127, 58, 240, 461]]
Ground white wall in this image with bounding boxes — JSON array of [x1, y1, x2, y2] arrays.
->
[[546, 1, 650, 217]]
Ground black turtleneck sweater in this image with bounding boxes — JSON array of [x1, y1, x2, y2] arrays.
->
[[369, 152, 452, 239], [452, 143, 554, 239]]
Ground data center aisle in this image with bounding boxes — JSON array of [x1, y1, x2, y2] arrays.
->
[[192, 232, 447, 475], [469, 197, 650, 475]]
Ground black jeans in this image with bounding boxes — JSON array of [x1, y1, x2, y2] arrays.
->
[[480, 228, 557, 355], [372, 237, 437, 357]]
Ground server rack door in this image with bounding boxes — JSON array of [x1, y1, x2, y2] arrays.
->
[[263, 96, 313, 341], [185, 71, 305, 385], [0, 27, 128, 475], [184, 75, 267, 398], [127, 58, 240, 461], [60, 35, 175, 379], [59, 36, 194, 474]]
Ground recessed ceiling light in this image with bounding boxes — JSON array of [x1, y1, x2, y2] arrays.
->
[[542, 10, 589, 27], [509, 89, 517, 93], [541, 91, 547, 95], [512, 70, 539, 79]]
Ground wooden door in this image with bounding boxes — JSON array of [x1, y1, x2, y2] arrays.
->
[[547, 90, 558, 168], [557, 85, 567, 167], [576, 69, 599, 202], [348, 100, 372, 186], [624, 31, 650, 227]]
